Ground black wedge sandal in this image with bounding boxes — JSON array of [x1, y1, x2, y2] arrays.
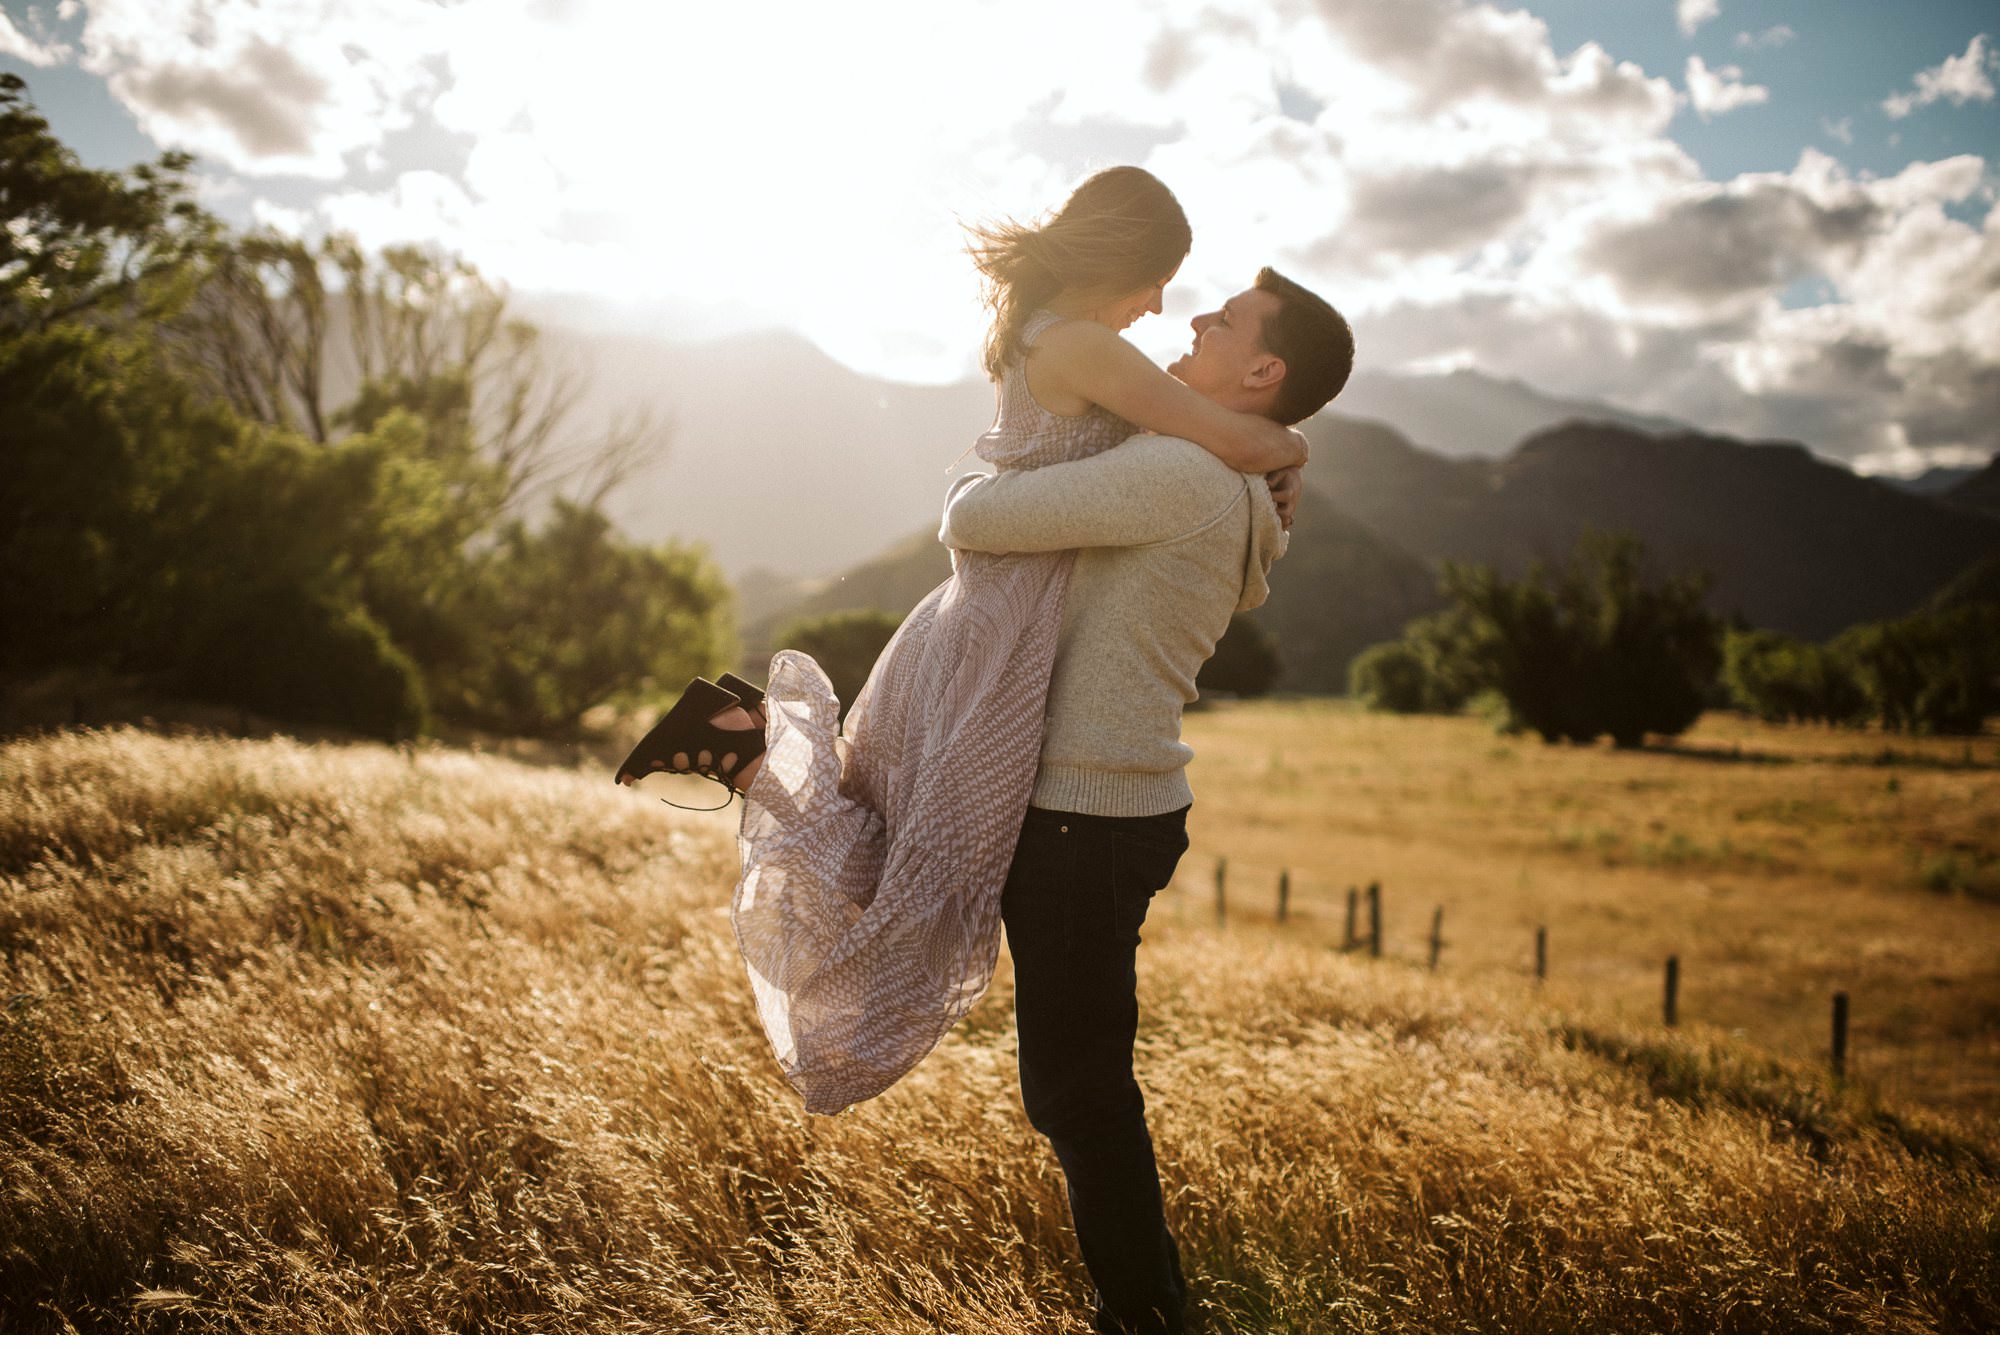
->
[[716, 672, 766, 720], [614, 676, 767, 808]]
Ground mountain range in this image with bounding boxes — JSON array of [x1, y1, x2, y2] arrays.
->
[[740, 411, 2000, 692], [554, 326, 2000, 691], [569, 327, 1846, 579]]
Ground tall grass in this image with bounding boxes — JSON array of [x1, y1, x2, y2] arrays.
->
[[2, 726, 1995, 1331]]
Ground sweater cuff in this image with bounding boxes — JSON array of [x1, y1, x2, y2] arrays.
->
[[1028, 764, 1194, 818]]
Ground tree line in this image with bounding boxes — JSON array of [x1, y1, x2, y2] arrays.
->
[[1350, 530, 2000, 742], [1, 74, 731, 740]]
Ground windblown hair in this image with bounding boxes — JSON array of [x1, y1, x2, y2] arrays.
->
[[964, 166, 1191, 380], [1252, 266, 1355, 426]]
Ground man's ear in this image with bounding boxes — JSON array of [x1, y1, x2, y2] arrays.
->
[[1244, 354, 1286, 394]]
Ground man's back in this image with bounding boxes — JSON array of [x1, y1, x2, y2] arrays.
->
[[939, 433, 1289, 816]]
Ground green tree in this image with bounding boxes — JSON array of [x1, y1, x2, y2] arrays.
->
[[1198, 614, 1281, 697], [1440, 531, 1721, 748], [1349, 640, 1432, 713], [1835, 606, 2000, 735], [773, 610, 904, 711], [165, 230, 665, 513], [1723, 629, 1867, 726], [0, 322, 429, 736], [1, 75, 730, 742], [1351, 598, 1527, 716], [454, 501, 733, 734], [0, 74, 209, 338]]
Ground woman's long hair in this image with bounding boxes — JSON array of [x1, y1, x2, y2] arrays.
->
[[964, 166, 1191, 380]]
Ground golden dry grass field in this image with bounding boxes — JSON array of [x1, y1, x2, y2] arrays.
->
[[2, 713, 1996, 1332], [1174, 701, 2000, 1126]]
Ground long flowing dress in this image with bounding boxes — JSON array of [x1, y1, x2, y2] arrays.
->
[[731, 311, 1136, 1114]]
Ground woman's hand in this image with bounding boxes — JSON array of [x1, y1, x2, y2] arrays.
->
[[1265, 465, 1303, 530], [1231, 419, 1310, 476]]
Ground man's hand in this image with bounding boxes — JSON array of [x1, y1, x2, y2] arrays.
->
[[1264, 465, 1303, 531]]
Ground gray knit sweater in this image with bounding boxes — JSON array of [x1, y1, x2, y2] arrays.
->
[[938, 433, 1288, 817]]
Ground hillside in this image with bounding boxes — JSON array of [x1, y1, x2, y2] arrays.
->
[[1, 726, 1995, 1332], [554, 328, 1718, 578], [1335, 366, 1689, 459], [740, 485, 1444, 692], [1946, 453, 2000, 516], [758, 412, 2000, 691], [1247, 487, 1444, 691], [1308, 418, 2000, 641], [550, 324, 2000, 646], [571, 328, 990, 579], [1893, 462, 1984, 496], [740, 528, 951, 657]]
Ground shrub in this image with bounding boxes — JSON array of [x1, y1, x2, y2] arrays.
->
[[1835, 604, 2000, 735], [773, 609, 904, 711], [179, 587, 428, 741], [453, 501, 734, 735], [1350, 640, 1431, 713], [1723, 629, 1868, 726], [1198, 614, 1281, 698], [1440, 531, 1722, 748]]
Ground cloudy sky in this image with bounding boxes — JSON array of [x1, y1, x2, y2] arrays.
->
[[4, 0, 1998, 475]]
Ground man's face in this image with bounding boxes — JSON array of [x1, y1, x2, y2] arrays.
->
[[1165, 286, 1282, 406]]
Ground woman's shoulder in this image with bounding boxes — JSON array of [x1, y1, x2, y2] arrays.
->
[[1021, 311, 1116, 355], [1018, 313, 1120, 393]]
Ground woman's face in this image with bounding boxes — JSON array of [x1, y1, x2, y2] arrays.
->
[[1093, 263, 1181, 332]]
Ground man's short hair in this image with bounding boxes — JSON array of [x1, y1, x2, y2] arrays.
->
[[1253, 267, 1354, 426]]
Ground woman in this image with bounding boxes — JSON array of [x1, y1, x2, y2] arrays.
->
[[619, 166, 1306, 1113]]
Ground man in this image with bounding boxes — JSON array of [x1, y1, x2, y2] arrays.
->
[[938, 267, 1354, 1333]]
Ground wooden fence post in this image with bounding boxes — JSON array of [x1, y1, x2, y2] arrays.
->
[[1428, 906, 1443, 971], [1344, 887, 1358, 949], [1663, 955, 1680, 1027], [1535, 926, 1547, 982], [1277, 869, 1290, 924], [1831, 991, 1849, 1079], [1215, 858, 1227, 927], [1367, 881, 1382, 958]]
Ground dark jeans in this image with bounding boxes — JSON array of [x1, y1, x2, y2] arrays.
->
[[1000, 803, 1191, 1334]]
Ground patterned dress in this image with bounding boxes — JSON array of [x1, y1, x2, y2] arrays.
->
[[731, 311, 1136, 1114]]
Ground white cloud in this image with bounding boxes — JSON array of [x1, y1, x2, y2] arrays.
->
[[1883, 33, 1998, 120], [52, 0, 2000, 473], [1734, 25, 1794, 50], [75, 0, 447, 178], [0, 9, 71, 65], [1677, 0, 1720, 39], [1686, 55, 1770, 119], [250, 198, 312, 236], [1820, 116, 1854, 145]]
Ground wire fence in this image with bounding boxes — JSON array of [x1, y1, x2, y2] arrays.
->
[[1154, 845, 1987, 1122]]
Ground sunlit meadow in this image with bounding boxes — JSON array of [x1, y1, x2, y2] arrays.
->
[[2, 708, 1995, 1332]]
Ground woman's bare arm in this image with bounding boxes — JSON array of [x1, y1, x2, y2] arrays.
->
[[1028, 320, 1307, 474]]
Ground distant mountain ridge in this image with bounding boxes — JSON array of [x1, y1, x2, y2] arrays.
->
[[738, 493, 1446, 696], [753, 415, 2000, 693], [546, 327, 2000, 687], [1304, 417, 2000, 643], [1334, 367, 1690, 459], [1894, 463, 1984, 496], [1944, 453, 2000, 516], [560, 328, 1727, 578]]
